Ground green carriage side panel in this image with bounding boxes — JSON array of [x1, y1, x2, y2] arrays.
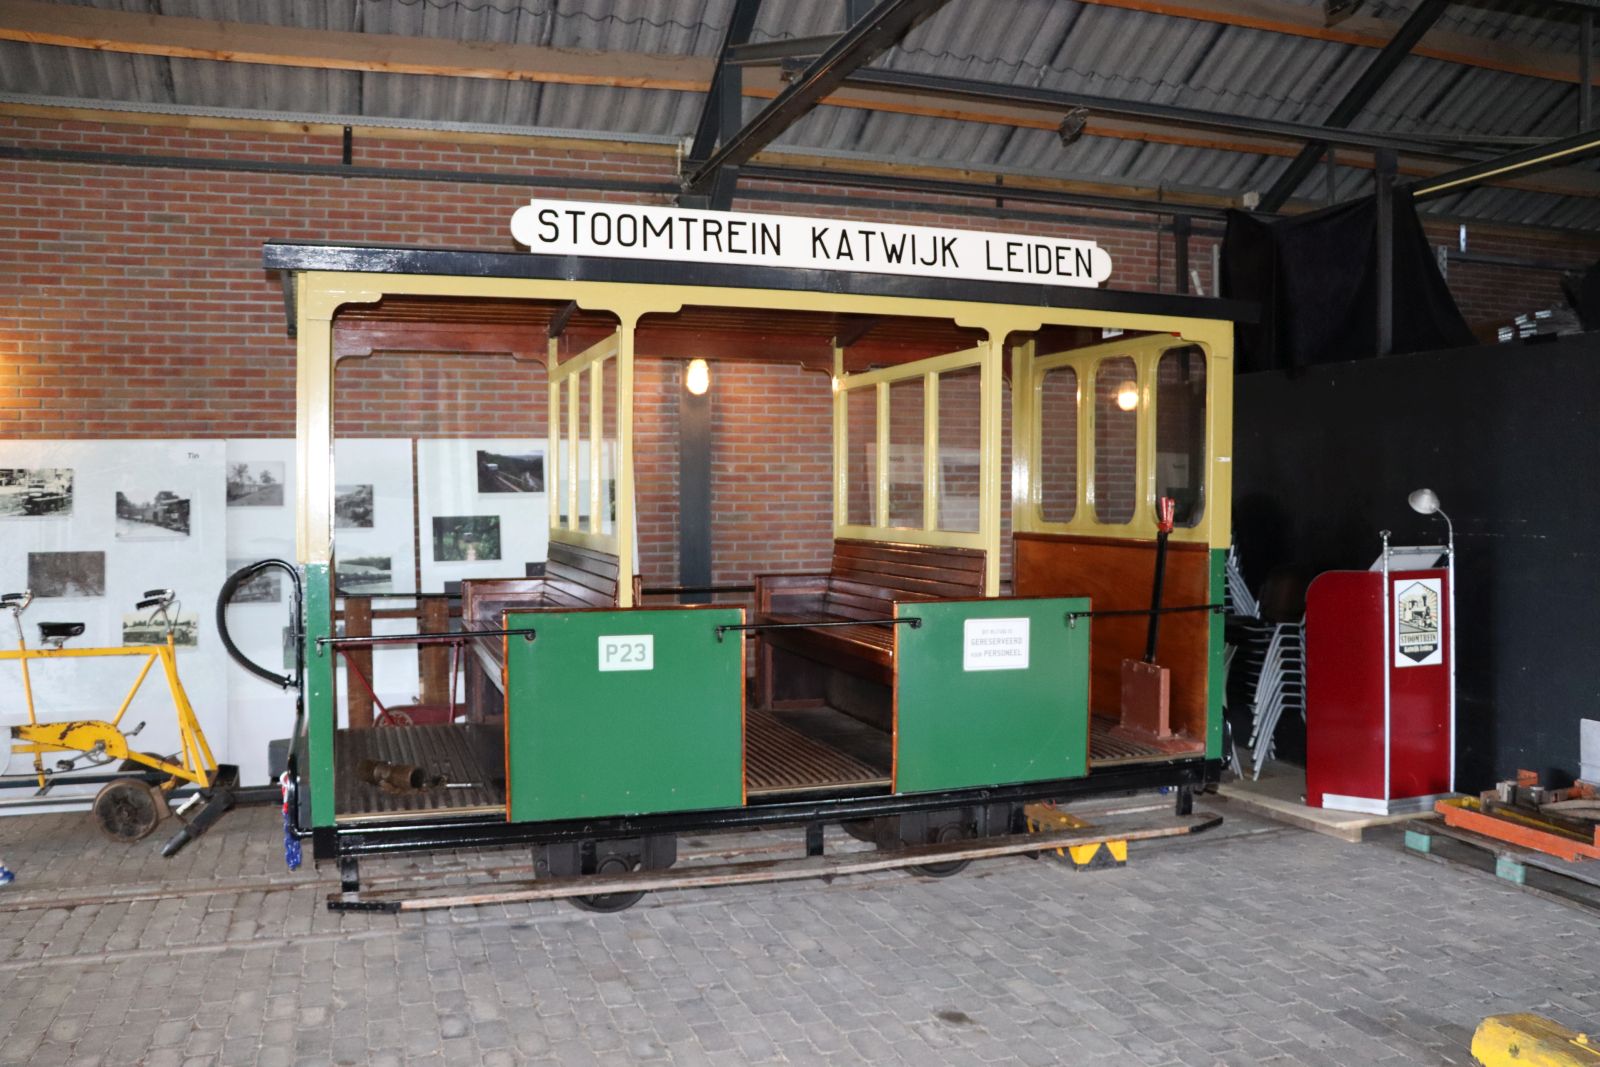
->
[[504, 607, 746, 823], [304, 562, 337, 828], [1207, 548, 1226, 760], [892, 596, 1090, 795]]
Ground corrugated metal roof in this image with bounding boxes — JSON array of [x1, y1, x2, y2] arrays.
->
[[5, 0, 1600, 231]]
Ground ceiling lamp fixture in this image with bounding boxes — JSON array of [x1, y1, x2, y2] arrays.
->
[[686, 358, 711, 396], [1115, 380, 1139, 412], [1058, 107, 1090, 148]]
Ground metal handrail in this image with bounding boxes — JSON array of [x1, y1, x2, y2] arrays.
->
[[714, 617, 920, 642], [314, 627, 537, 656], [1064, 603, 1224, 629]]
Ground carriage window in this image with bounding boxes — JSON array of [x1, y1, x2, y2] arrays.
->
[[846, 386, 876, 527], [1038, 365, 1078, 523], [1156, 346, 1206, 527], [1093, 356, 1138, 525], [936, 367, 981, 532], [888, 378, 924, 528]]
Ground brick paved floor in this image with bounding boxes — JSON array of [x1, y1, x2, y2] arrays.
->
[[0, 797, 1594, 1066]]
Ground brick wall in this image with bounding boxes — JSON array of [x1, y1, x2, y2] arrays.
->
[[3, 114, 1596, 586]]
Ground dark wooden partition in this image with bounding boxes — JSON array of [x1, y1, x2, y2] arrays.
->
[[1013, 533, 1210, 740]]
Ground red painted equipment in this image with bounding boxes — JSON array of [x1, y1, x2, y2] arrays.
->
[[1305, 530, 1455, 814]]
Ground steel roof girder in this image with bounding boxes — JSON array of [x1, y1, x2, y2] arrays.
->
[[1258, 0, 1452, 212], [682, 0, 951, 197]]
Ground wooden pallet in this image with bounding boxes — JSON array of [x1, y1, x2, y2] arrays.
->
[[1404, 821, 1600, 912]]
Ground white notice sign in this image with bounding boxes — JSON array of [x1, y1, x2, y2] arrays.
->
[[511, 199, 1112, 288], [598, 634, 653, 672], [963, 617, 1030, 672]]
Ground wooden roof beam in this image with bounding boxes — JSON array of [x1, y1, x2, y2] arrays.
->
[[3, 0, 1594, 96]]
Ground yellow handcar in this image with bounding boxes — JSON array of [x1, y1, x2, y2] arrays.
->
[[3, 588, 236, 851]]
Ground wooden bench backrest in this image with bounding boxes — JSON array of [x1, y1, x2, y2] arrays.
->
[[461, 542, 626, 628], [544, 540, 623, 608], [823, 539, 985, 620]]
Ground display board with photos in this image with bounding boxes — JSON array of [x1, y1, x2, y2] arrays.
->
[[416, 439, 549, 595], [0, 441, 229, 806], [0, 436, 568, 795]]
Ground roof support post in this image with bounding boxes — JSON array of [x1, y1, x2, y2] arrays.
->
[[681, 0, 949, 200], [1374, 149, 1397, 357], [678, 369, 713, 602], [1173, 215, 1191, 294], [1259, 0, 1449, 212], [1583, 13, 1594, 132]]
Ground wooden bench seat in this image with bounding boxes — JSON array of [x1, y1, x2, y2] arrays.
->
[[754, 540, 985, 704], [459, 541, 637, 717]]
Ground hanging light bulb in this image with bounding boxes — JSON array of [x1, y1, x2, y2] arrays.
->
[[685, 358, 711, 396], [1115, 379, 1139, 411]]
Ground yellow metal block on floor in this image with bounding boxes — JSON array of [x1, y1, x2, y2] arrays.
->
[[1024, 804, 1128, 871], [1473, 1014, 1600, 1067]]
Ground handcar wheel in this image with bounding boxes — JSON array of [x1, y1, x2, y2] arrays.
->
[[93, 778, 163, 842], [570, 853, 647, 913], [910, 823, 972, 879]]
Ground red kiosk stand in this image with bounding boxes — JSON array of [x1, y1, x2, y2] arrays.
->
[[1305, 514, 1456, 815]]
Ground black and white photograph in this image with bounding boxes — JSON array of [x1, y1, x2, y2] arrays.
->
[[0, 467, 73, 517], [476, 449, 544, 494], [27, 551, 106, 598], [432, 516, 501, 562], [334, 483, 375, 529], [122, 610, 199, 648], [227, 558, 281, 604], [115, 488, 192, 540], [226, 461, 285, 507], [337, 555, 394, 594]]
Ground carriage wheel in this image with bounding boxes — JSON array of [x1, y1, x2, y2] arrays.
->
[[840, 818, 885, 844], [570, 852, 647, 913], [93, 778, 164, 842], [910, 822, 973, 878]]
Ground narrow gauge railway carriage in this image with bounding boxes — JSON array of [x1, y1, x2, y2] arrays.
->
[[262, 218, 1245, 910]]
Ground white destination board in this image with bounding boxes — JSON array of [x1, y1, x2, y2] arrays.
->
[[511, 199, 1112, 288], [597, 634, 653, 672], [962, 617, 1030, 672]]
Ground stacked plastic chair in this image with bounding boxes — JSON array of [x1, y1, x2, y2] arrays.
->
[[1246, 618, 1305, 779], [1221, 547, 1259, 777]]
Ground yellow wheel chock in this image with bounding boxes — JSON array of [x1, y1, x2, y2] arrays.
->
[[1473, 1014, 1600, 1067], [1024, 803, 1129, 871]]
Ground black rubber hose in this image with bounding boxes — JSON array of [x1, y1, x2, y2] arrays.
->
[[216, 559, 303, 691]]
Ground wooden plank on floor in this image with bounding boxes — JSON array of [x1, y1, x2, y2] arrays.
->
[[334, 813, 1222, 912]]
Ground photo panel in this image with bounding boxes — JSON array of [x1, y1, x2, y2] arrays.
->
[[225, 460, 286, 508], [0, 468, 73, 517], [417, 439, 548, 595]]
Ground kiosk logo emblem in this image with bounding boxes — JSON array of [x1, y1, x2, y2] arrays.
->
[[1394, 580, 1442, 666]]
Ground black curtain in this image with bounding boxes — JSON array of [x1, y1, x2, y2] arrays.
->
[[1222, 193, 1474, 373]]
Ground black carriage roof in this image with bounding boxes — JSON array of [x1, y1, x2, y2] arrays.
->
[[263, 242, 1255, 335]]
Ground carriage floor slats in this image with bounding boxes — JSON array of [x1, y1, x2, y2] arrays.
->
[[745, 709, 889, 797], [334, 724, 505, 824], [1089, 716, 1204, 765]]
